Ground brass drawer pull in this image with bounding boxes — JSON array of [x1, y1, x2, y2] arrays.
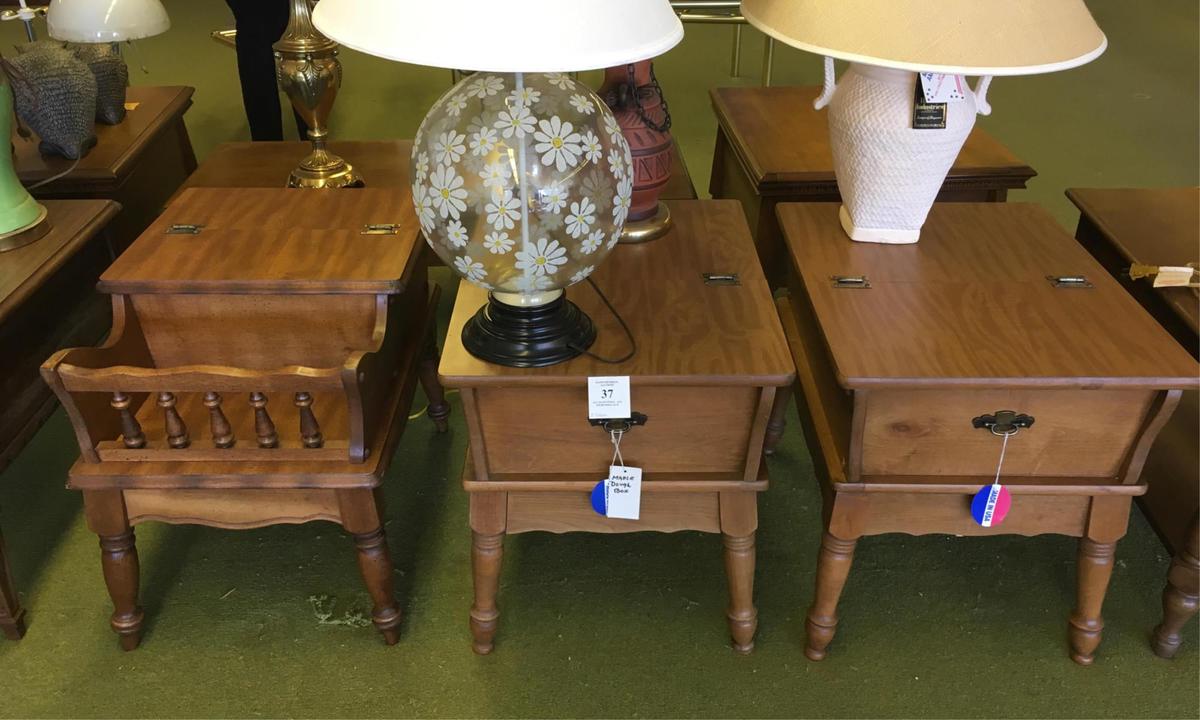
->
[[1046, 275, 1093, 289], [972, 410, 1035, 436], [831, 275, 870, 289], [589, 412, 648, 434]]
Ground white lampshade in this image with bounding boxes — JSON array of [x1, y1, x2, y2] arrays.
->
[[312, 0, 683, 72], [47, 0, 170, 43], [742, 0, 1106, 76]]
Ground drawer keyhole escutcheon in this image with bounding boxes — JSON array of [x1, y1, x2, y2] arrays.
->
[[972, 410, 1035, 437]]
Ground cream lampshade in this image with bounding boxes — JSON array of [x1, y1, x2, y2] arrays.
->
[[314, 0, 683, 367], [742, 0, 1106, 243], [46, 0, 170, 42]]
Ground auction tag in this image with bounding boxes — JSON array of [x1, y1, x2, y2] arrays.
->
[[1153, 266, 1196, 287], [587, 376, 631, 419], [971, 483, 1012, 528], [919, 73, 966, 103], [912, 83, 947, 129], [605, 465, 642, 520]]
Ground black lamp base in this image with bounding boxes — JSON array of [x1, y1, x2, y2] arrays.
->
[[462, 293, 596, 368]]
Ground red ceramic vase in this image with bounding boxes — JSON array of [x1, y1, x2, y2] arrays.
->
[[599, 60, 672, 224]]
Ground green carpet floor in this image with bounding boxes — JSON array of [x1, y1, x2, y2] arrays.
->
[[1, 1, 1198, 717]]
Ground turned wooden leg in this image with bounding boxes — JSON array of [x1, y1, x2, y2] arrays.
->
[[1153, 512, 1199, 659], [723, 533, 758, 653], [351, 527, 402, 645], [420, 332, 451, 433], [470, 531, 503, 654], [763, 387, 790, 456], [99, 530, 144, 651], [1069, 538, 1117, 665], [0, 527, 26, 640], [806, 532, 858, 661]]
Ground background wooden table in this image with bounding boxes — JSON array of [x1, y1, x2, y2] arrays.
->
[[1067, 186, 1199, 659], [0, 199, 121, 640], [709, 86, 1036, 285], [183, 139, 698, 200], [15, 85, 197, 254]]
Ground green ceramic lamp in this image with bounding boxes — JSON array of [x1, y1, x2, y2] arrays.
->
[[0, 68, 48, 253]]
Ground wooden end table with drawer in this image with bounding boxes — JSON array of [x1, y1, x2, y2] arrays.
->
[[709, 86, 1036, 287], [1066, 186, 1199, 659], [439, 199, 793, 654], [773, 202, 1197, 665], [41, 188, 449, 649]]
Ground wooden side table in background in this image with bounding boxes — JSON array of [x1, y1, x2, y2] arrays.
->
[[41, 188, 449, 649], [0, 199, 121, 640], [15, 85, 197, 255], [182, 139, 698, 200], [709, 86, 1036, 285], [440, 200, 793, 654], [1067, 186, 1199, 659], [774, 202, 1197, 665]]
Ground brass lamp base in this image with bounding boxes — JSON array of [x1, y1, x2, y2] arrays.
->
[[0, 204, 49, 253], [619, 202, 672, 244], [287, 148, 364, 189]]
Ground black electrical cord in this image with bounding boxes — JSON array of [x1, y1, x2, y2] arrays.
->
[[568, 277, 636, 364]]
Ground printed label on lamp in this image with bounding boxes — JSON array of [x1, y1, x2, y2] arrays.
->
[[919, 73, 966, 103], [912, 82, 948, 130], [971, 483, 1012, 528], [587, 376, 631, 419], [605, 465, 642, 520]]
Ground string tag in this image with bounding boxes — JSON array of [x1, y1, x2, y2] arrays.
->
[[971, 428, 1014, 527], [590, 428, 642, 519]]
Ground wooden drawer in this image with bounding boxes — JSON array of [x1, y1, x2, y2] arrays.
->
[[474, 385, 762, 475], [506, 490, 721, 534]]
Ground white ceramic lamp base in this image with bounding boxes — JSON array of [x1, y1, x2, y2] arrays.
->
[[825, 63, 979, 244]]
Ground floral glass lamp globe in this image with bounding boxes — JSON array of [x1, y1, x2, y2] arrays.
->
[[742, 0, 1106, 244], [313, 0, 682, 367]]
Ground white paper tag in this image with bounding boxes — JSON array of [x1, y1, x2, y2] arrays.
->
[[587, 376, 631, 419], [1153, 266, 1196, 287], [605, 465, 642, 520], [919, 73, 966, 103]]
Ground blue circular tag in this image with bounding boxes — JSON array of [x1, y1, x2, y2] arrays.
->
[[590, 480, 607, 516]]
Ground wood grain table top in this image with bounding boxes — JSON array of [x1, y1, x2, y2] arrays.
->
[[711, 86, 1036, 191], [441, 199, 794, 387], [0, 199, 119, 324], [1066, 187, 1199, 336], [182, 138, 697, 199], [99, 187, 421, 295], [14, 85, 194, 190], [777, 202, 1199, 390]]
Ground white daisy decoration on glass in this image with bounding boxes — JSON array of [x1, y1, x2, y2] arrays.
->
[[429, 165, 468, 220], [445, 93, 469, 118], [414, 151, 430, 184], [508, 86, 542, 108], [534, 116, 583, 172], [538, 183, 568, 214], [581, 167, 613, 211], [569, 266, 595, 286], [515, 237, 568, 276], [495, 104, 536, 139], [569, 93, 596, 115], [412, 183, 435, 235], [581, 229, 604, 254], [545, 72, 573, 90], [564, 197, 596, 239], [613, 177, 633, 226], [483, 231, 514, 254], [603, 113, 623, 141], [580, 130, 603, 165], [466, 113, 488, 137], [469, 126, 498, 157], [466, 75, 504, 99], [485, 190, 521, 231], [607, 230, 621, 250], [454, 255, 487, 283], [434, 130, 466, 166], [479, 160, 513, 195], [515, 273, 553, 292], [539, 212, 564, 234], [446, 219, 469, 248], [607, 147, 627, 180]]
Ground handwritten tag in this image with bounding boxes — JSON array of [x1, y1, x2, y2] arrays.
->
[[587, 376, 630, 419], [1153, 266, 1196, 287], [919, 73, 966, 103], [605, 465, 642, 520]]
